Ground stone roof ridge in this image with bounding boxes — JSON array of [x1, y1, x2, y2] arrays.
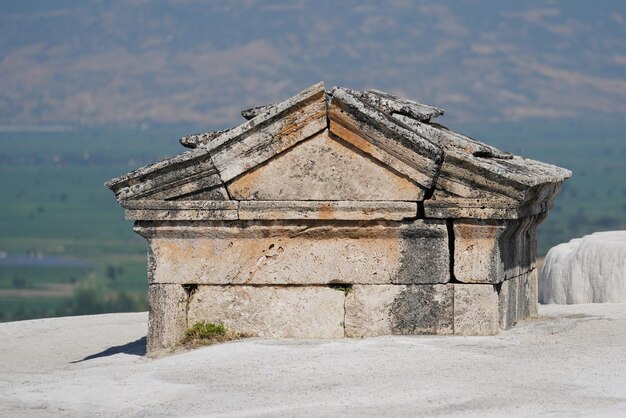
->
[[179, 128, 232, 149], [361, 89, 444, 122], [327, 86, 443, 190], [105, 81, 571, 220], [393, 115, 513, 160], [241, 104, 275, 121], [104, 147, 210, 190], [177, 83, 507, 160], [179, 81, 325, 150], [180, 85, 446, 150], [328, 86, 444, 159]]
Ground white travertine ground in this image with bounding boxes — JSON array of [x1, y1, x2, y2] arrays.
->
[[540, 231, 626, 304], [1, 305, 626, 417]]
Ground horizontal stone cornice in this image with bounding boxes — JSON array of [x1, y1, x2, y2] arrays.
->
[[124, 200, 419, 221]]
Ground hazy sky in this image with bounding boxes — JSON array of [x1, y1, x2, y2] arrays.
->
[[1, 0, 625, 128]]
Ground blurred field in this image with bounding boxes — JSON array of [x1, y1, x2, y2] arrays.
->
[[0, 121, 624, 321], [0, 128, 181, 321]]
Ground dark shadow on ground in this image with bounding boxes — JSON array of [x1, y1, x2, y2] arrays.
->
[[71, 336, 146, 363]]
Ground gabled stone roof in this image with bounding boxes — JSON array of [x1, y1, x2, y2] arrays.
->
[[106, 82, 571, 221]]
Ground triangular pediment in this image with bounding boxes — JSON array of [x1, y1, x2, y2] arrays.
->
[[106, 82, 571, 221], [227, 129, 425, 201]]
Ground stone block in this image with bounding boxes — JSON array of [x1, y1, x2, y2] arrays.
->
[[425, 200, 521, 220], [143, 220, 450, 285], [453, 219, 508, 284], [147, 284, 188, 354], [498, 276, 518, 330], [517, 269, 538, 320], [453, 284, 498, 336], [497, 269, 538, 330], [397, 221, 451, 285], [238, 200, 418, 221], [453, 217, 536, 284], [507, 216, 535, 279], [123, 200, 239, 221], [187, 286, 344, 339], [126, 209, 238, 221], [529, 269, 539, 318], [345, 285, 454, 337]]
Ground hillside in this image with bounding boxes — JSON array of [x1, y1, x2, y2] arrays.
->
[[1, 1, 625, 128]]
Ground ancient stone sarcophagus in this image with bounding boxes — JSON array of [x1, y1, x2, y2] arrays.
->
[[106, 82, 571, 354]]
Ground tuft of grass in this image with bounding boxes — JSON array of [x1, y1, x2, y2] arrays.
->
[[183, 321, 243, 347], [185, 321, 226, 339]]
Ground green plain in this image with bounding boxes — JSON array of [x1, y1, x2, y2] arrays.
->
[[0, 121, 624, 321]]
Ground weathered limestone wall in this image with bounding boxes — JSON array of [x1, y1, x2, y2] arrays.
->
[[147, 273, 538, 352], [139, 220, 450, 286], [140, 217, 540, 353]]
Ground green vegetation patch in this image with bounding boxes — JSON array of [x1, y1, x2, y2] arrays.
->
[[183, 321, 244, 347], [0, 128, 179, 321]]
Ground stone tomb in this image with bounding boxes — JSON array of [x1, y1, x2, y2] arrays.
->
[[106, 82, 571, 354]]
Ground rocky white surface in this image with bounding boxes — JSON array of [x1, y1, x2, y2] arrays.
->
[[540, 231, 626, 304], [2, 306, 626, 417]]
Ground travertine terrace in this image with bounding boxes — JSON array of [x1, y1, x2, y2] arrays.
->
[[106, 82, 571, 354]]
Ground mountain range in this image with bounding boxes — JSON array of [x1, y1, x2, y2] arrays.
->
[[1, 0, 625, 129]]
